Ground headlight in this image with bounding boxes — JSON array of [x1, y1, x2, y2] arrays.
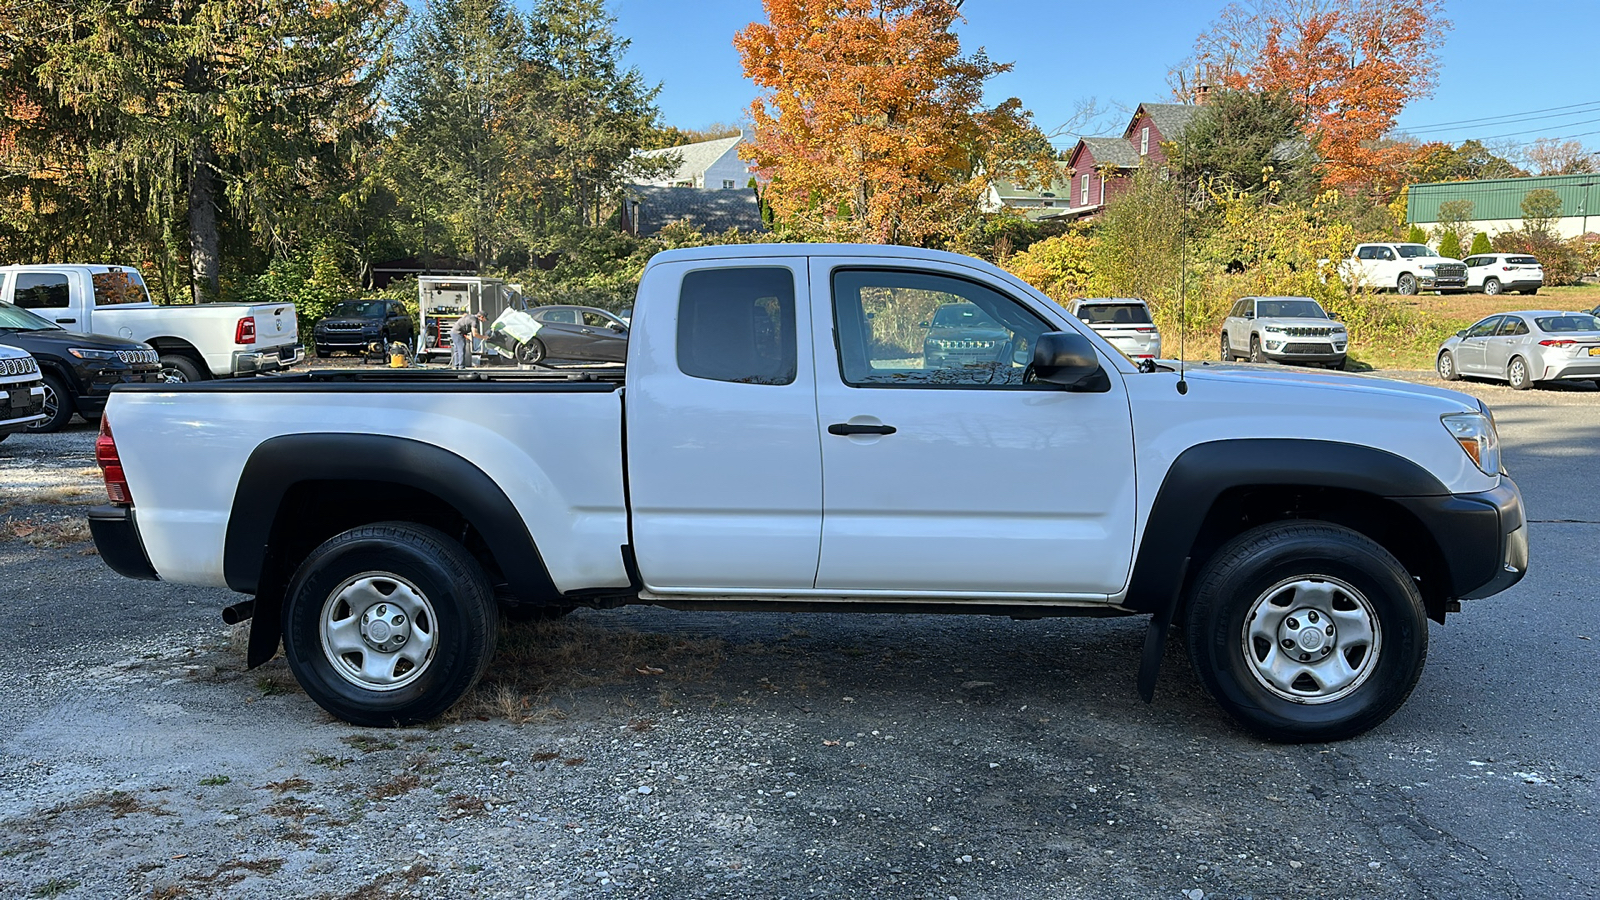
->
[[68, 348, 121, 361], [1442, 412, 1500, 475], [1421, 263, 1440, 271]]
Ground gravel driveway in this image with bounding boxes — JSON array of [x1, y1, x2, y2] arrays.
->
[[1, 371, 1596, 899]]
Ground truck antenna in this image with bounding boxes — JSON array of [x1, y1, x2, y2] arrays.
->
[[1176, 135, 1190, 396]]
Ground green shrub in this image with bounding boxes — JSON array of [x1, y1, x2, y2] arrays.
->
[[1438, 230, 1462, 260], [1491, 230, 1582, 286], [1405, 224, 1428, 244], [1469, 232, 1492, 255]]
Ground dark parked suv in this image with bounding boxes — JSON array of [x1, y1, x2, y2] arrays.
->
[[0, 300, 162, 431], [313, 300, 416, 357], [923, 302, 1013, 372]]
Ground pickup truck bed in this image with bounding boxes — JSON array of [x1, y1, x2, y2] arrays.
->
[[89, 244, 1528, 742]]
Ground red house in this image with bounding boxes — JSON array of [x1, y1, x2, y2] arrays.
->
[[1056, 102, 1200, 220]]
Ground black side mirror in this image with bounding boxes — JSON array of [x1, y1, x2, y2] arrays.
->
[[610, 323, 626, 333], [1031, 331, 1108, 391]]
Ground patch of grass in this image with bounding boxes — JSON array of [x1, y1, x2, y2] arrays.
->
[[442, 794, 488, 818], [2, 517, 93, 547], [254, 675, 295, 696], [337, 863, 438, 900], [261, 777, 312, 794], [29, 877, 78, 898], [341, 735, 398, 753], [198, 775, 231, 787], [264, 796, 311, 822], [367, 774, 420, 800], [308, 753, 353, 770], [13, 484, 101, 507]]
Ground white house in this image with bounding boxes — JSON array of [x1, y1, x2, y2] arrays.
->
[[634, 133, 755, 191]]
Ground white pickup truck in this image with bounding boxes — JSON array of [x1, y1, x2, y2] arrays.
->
[[88, 244, 1528, 742], [1337, 243, 1469, 295], [0, 264, 302, 382]]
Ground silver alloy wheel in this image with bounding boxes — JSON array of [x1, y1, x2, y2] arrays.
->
[[1483, 277, 1501, 296], [160, 364, 187, 384], [1241, 575, 1381, 704], [1397, 274, 1418, 295], [319, 572, 438, 691], [33, 381, 59, 427]]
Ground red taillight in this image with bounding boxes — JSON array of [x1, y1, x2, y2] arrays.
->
[[96, 417, 132, 506], [1539, 340, 1575, 348], [235, 316, 256, 344], [1502, 266, 1514, 271], [1135, 327, 1156, 333]]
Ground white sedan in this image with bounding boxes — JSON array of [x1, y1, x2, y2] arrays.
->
[[1437, 310, 1600, 389]]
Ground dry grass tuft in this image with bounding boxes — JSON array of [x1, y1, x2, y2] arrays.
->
[[366, 773, 420, 800], [441, 794, 488, 818], [11, 484, 101, 507], [2, 517, 92, 547]]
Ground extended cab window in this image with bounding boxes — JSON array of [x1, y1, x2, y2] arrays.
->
[[677, 267, 796, 385], [12, 272, 70, 309], [832, 268, 1050, 388], [92, 269, 151, 305]]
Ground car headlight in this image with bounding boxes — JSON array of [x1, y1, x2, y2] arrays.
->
[[1442, 412, 1500, 475], [68, 348, 121, 361]]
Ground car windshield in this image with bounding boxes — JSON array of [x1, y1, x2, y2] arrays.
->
[[1255, 299, 1328, 319], [330, 301, 386, 317], [1535, 314, 1600, 333], [0, 301, 60, 331], [930, 303, 1001, 329], [1397, 244, 1438, 259], [1076, 302, 1152, 325]]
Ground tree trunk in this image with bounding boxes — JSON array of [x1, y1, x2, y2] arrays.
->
[[188, 140, 221, 304]]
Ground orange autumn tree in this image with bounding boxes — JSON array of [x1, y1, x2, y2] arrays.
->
[[735, 0, 1051, 245], [1193, 0, 1448, 189]]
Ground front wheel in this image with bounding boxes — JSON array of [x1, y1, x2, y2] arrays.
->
[[516, 338, 547, 365], [1220, 332, 1233, 361], [1249, 335, 1267, 364], [1397, 273, 1419, 296], [1507, 355, 1533, 390], [282, 522, 497, 727], [27, 374, 74, 433], [1436, 350, 1459, 381], [1185, 522, 1428, 742]]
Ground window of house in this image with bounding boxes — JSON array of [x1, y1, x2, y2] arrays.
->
[[1080, 174, 1089, 206], [677, 267, 796, 385], [722, 179, 737, 190], [830, 268, 1052, 388], [11, 272, 70, 309], [1140, 126, 1150, 156]]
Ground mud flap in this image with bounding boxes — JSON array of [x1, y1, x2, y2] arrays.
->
[[1137, 557, 1189, 703]]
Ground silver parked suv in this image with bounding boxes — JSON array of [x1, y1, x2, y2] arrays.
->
[[1068, 298, 1161, 361], [1220, 296, 1348, 369]]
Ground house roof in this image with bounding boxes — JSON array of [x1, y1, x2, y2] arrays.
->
[[990, 161, 1074, 201], [1128, 103, 1200, 141], [1075, 136, 1139, 169], [624, 185, 767, 236], [636, 134, 744, 183]]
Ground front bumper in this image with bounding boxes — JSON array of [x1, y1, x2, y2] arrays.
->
[[1421, 274, 1468, 290], [1397, 477, 1527, 602], [87, 505, 159, 581], [78, 366, 164, 412], [233, 344, 304, 375], [0, 382, 47, 433]]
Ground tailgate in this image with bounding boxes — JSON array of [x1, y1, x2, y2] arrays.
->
[[252, 304, 298, 345]]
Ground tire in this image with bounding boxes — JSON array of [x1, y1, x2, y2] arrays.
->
[[1396, 273, 1418, 296], [1521, 288, 1539, 296], [315, 345, 330, 359], [27, 373, 74, 433], [158, 354, 206, 383], [1507, 355, 1533, 390], [1436, 350, 1459, 381], [1249, 335, 1267, 364], [516, 338, 547, 365], [282, 522, 498, 727], [1184, 521, 1428, 743], [1482, 277, 1502, 296], [1220, 332, 1233, 361]]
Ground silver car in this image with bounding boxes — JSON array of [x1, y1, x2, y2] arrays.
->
[[1436, 310, 1600, 389], [1068, 298, 1161, 361]]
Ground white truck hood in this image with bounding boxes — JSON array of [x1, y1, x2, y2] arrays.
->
[[1174, 363, 1480, 412]]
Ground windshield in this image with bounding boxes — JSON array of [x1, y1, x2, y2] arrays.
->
[[1396, 244, 1438, 259], [1076, 302, 1152, 325], [1535, 314, 1600, 333], [930, 303, 1002, 329], [1256, 299, 1328, 319], [0, 301, 60, 331], [330, 301, 387, 317]]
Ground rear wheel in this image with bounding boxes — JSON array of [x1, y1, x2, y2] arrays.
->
[[1521, 287, 1539, 296], [27, 374, 74, 433], [282, 522, 497, 727], [1482, 277, 1502, 296], [158, 354, 205, 383], [1507, 355, 1533, 390], [1436, 350, 1459, 381], [1184, 521, 1428, 742]]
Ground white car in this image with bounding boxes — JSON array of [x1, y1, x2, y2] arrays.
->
[[1462, 253, 1543, 296], [0, 344, 46, 442], [1338, 243, 1468, 295], [1220, 296, 1348, 368], [1067, 298, 1161, 361], [1436, 310, 1600, 389], [92, 243, 1527, 743]]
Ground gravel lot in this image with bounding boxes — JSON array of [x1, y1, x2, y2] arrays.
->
[[1, 370, 1597, 899]]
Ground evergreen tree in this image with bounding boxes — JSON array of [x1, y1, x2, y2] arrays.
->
[[1169, 89, 1315, 201], [1469, 232, 1492, 255], [1405, 224, 1428, 244], [1438, 230, 1461, 260]]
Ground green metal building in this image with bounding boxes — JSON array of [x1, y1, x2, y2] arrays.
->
[[1407, 174, 1600, 238]]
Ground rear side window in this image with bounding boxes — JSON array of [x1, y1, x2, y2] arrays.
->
[[1076, 303, 1151, 325], [538, 308, 578, 324], [1499, 317, 1529, 336], [92, 269, 151, 306], [677, 267, 796, 385], [12, 272, 70, 309]]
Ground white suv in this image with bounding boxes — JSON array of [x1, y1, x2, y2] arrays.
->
[[1067, 298, 1161, 360], [1463, 253, 1543, 296], [1220, 296, 1349, 368], [0, 344, 46, 442]]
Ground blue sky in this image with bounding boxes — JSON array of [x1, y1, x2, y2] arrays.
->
[[609, 0, 1600, 153]]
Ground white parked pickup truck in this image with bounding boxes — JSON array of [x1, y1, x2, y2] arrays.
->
[[1337, 243, 1469, 295], [88, 244, 1528, 742], [0, 264, 302, 382]]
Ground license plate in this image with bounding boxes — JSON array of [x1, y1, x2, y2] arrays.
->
[[1588, 347, 1600, 357], [8, 388, 30, 407]]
